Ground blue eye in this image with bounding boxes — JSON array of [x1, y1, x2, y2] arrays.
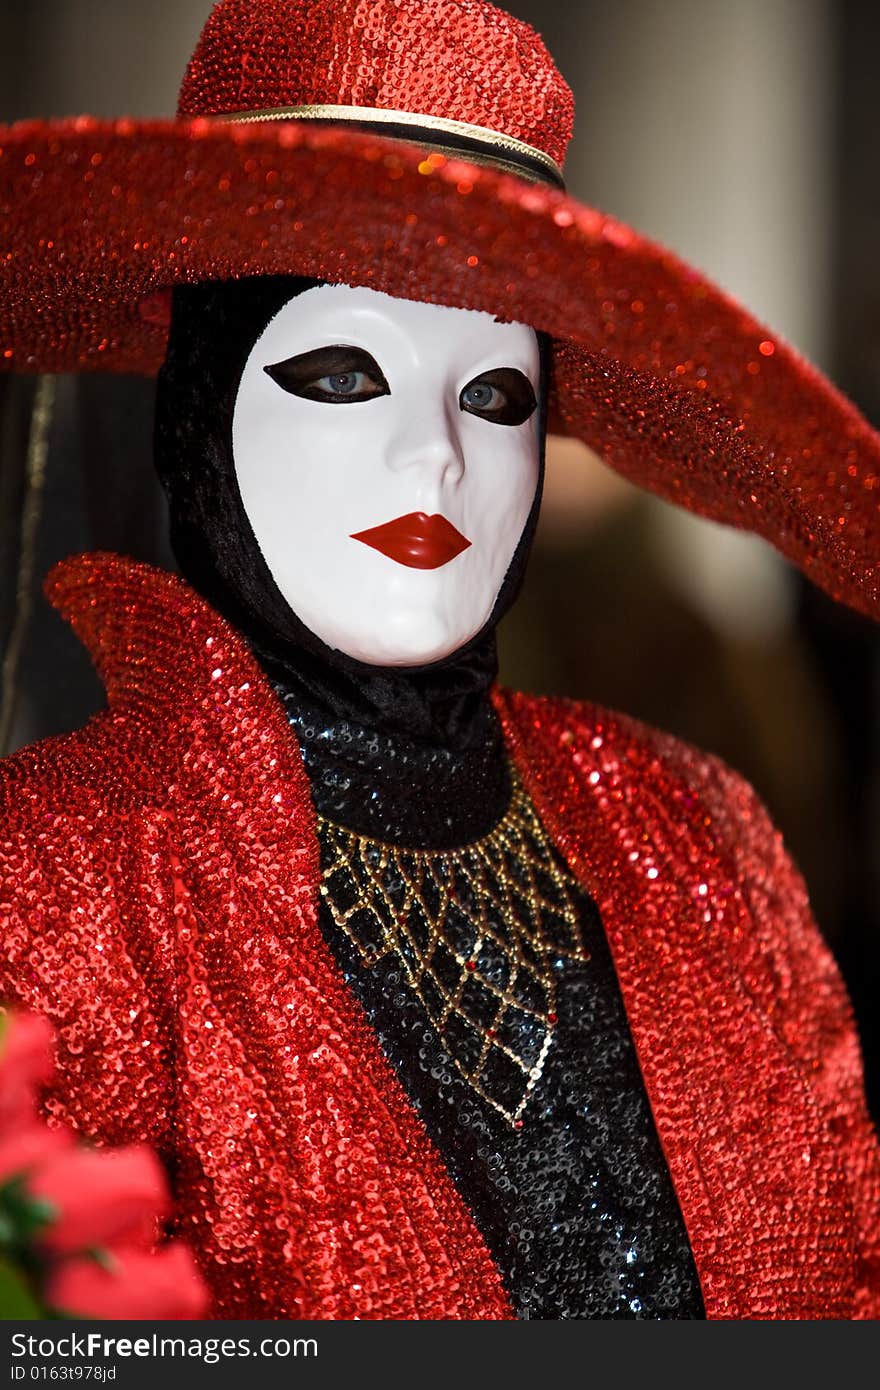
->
[[461, 381, 504, 411], [317, 371, 369, 396]]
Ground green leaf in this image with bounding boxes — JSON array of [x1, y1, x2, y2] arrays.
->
[[0, 1256, 45, 1320], [0, 1176, 57, 1244]]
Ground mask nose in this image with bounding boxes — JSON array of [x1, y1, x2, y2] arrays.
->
[[385, 395, 466, 488]]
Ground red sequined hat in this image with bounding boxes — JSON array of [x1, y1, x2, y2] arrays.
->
[[1, 0, 877, 619]]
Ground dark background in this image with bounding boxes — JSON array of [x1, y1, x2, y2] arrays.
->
[[1, 0, 878, 1115]]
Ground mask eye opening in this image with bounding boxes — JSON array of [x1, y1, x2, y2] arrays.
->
[[459, 367, 538, 426], [264, 344, 390, 403]]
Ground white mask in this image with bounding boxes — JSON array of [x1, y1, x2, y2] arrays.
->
[[231, 284, 541, 666]]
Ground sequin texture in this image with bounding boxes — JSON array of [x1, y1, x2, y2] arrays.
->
[[0, 553, 878, 1319], [279, 687, 511, 845], [178, 0, 573, 167]]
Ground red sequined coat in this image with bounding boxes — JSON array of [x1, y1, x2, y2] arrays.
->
[[1, 553, 878, 1320]]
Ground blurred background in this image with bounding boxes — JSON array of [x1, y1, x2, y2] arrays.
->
[[1, 0, 878, 1115]]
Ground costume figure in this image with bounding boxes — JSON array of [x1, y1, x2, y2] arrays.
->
[[0, 0, 878, 1320]]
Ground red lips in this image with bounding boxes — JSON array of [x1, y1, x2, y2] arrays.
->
[[350, 512, 472, 569]]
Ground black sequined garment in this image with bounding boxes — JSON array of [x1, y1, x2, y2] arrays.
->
[[275, 684, 707, 1320]]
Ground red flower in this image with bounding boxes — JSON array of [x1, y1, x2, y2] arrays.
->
[[0, 1008, 71, 1186], [46, 1242, 209, 1320], [28, 1146, 169, 1255], [0, 1120, 74, 1185], [0, 1009, 211, 1321], [0, 1009, 54, 1129]]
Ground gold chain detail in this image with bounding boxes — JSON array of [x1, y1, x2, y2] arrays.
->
[[316, 762, 589, 1125]]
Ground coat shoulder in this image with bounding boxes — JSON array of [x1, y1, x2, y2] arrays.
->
[[494, 684, 754, 843], [496, 684, 857, 1086], [0, 710, 167, 824], [495, 685, 816, 997]]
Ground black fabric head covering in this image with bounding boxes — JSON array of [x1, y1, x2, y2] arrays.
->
[[153, 276, 549, 843]]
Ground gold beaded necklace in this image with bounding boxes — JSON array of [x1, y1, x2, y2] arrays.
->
[[316, 762, 590, 1125]]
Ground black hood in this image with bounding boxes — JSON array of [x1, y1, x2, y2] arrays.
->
[[153, 275, 549, 843]]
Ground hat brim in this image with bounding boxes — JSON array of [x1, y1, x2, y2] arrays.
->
[[1, 115, 877, 620]]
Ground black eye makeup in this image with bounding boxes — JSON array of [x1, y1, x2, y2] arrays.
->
[[264, 345, 390, 403], [459, 367, 537, 426]]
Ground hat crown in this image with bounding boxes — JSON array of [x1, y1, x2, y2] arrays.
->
[[178, 0, 574, 169]]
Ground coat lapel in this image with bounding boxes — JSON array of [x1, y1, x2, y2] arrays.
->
[[493, 684, 855, 1319]]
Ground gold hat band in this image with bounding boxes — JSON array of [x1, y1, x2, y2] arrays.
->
[[218, 102, 565, 188]]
